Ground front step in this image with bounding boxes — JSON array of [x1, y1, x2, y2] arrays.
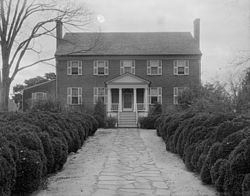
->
[[118, 112, 137, 128]]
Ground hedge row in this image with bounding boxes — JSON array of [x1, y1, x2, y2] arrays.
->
[[156, 111, 250, 196], [0, 111, 98, 195]]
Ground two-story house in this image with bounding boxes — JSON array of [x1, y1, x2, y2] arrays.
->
[[23, 19, 201, 127]]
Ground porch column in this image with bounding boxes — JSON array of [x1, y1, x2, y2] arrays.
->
[[107, 88, 111, 112], [144, 88, 149, 112], [119, 88, 122, 112], [133, 88, 137, 112]]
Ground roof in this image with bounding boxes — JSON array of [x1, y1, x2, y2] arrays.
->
[[106, 73, 150, 85], [55, 32, 201, 56], [22, 80, 56, 91]]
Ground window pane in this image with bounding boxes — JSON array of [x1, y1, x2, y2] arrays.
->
[[97, 60, 105, 67], [72, 67, 78, 74], [151, 67, 158, 75], [124, 67, 131, 73], [177, 60, 186, 66], [178, 67, 185, 74], [123, 60, 132, 67], [98, 88, 105, 96], [72, 88, 78, 96], [178, 87, 185, 95], [72, 61, 79, 67], [151, 88, 158, 96], [98, 96, 104, 103], [98, 67, 105, 74], [151, 96, 158, 104], [72, 97, 79, 104], [150, 60, 159, 67]]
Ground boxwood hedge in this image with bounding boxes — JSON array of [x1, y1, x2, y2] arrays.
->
[[156, 110, 250, 195], [0, 111, 98, 195]]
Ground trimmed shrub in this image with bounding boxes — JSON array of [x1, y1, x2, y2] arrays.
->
[[242, 174, 250, 196], [200, 142, 222, 184], [0, 137, 16, 196], [14, 148, 43, 193], [93, 101, 106, 128], [0, 110, 98, 195], [106, 116, 117, 128]]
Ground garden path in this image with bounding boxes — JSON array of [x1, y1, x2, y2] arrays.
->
[[33, 129, 216, 196]]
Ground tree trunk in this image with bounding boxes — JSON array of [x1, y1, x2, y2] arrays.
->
[[0, 59, 11, 112], [0, 81, 10, 112]]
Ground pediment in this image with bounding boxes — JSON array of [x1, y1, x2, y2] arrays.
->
[[106, 73, 150, 85]]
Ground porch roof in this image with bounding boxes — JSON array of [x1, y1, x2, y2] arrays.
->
[[105, 73, 150, 86]]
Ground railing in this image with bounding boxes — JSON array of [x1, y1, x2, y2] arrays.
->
[[137, 103, 146, 111], [111, 103, 119, 111]]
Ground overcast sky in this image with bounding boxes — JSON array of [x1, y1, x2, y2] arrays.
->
[[12, 0, 250, 92]]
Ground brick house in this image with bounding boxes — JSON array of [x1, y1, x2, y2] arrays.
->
[[23, 19, 201, 127]]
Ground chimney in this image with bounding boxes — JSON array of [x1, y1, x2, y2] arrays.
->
[[193, 18, 200, 48], [56, 20, 63, 48]]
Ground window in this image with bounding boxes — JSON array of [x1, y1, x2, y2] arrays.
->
[[93, 60, 109, 75], [120, 60, 135, 75], [149, 87, 162, 104], [173, 60, 189, 75], [32, 92, 47, 104], [67, 60, 82, 75], [67, 87, 82, 105], [173, 87, 187, 104], [147, 60, 162, 75], [94, 87, 107, 104]]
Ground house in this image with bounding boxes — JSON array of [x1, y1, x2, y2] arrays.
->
[[23, 19, 201, 127], [22, 80, 56, 110]]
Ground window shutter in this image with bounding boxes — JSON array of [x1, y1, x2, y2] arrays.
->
[[148, 88, 151, 104], [32, 93, 36, 100], [158, 61, 162, 75], [131, 60, 135, 74], [67, 61, 72, 75], [173, 87, 178, 105], [104, 61, 109, 75], [78, 88, 82, 104], [185, 60, 189, 75], [147, 60, 151, 75], [93, 61, 98, 75], [173, 60, 178, 75], [158, 87, 162, 104], [93, 87, 98, 104], [67, 88, 72, 104], [78, 61, 83, 75], [174, 87, 178, 96], [120, 61, 124, 75], [104, 88, 108, 104]]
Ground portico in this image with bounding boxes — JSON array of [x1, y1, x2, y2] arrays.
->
[[106, 73, 150, 118]]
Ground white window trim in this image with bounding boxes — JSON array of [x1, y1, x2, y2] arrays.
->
[[173, 60, 189, 76], [93, 60, 109, 76], [147, 60, 162, 75], [67, 87, 82, 105], [173, 87, 188, 105], [120, 60, 135, 75], [148, 87, 162, 104], [67, 60, 83, 75], [93, 87, 108, 104]]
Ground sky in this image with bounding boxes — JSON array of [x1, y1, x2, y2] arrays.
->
[[11, 0, 250, 94]]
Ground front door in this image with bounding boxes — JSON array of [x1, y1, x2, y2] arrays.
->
[[123, 89, 133, 111]]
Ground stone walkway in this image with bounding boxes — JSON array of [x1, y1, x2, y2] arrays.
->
[[92, 129, 170, 196], [33, 129, 216, 196]]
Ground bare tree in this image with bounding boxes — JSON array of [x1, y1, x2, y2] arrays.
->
[[0, 0, 93, 111]]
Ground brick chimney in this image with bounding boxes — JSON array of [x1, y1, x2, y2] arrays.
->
[[193, 18, 200, 48], [56, 20, 63, 48]]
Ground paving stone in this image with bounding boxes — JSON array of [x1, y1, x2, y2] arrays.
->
[[154, 188, 171, 195], [152, 181, 168, 189]]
